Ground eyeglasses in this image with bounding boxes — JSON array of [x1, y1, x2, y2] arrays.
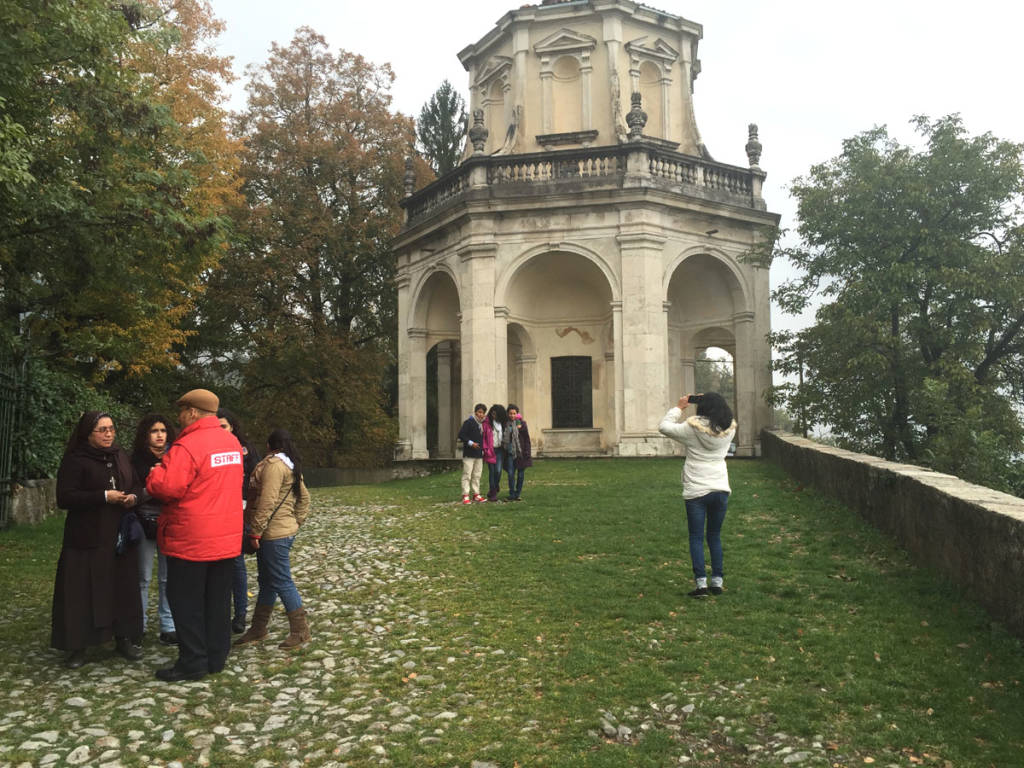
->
[[93, 426, 116, 434]]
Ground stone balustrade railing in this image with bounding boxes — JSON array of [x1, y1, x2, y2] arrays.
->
[[402, 141, 766, 226]]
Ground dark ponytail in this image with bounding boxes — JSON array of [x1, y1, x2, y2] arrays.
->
[[267, 428, 303, 497]]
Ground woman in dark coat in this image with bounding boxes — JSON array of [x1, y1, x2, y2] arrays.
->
[[51, 411, 144, 668]]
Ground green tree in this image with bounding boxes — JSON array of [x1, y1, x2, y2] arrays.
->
[[0, 0, 236, 384], [771, 115, 1024, 493], [417, 79, 467, 175], [203, 27, 429, 466]]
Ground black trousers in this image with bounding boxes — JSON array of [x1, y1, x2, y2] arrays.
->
[[166, 556, 233, 675]]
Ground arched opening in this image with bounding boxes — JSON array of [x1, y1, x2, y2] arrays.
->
[[503, 250, 613, 454], [666, 252, 747, 446], [413, 271, 461, 458], [694, 344, 736, 417]]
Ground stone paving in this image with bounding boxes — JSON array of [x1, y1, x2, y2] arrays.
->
[[0, 498, 834, 767]]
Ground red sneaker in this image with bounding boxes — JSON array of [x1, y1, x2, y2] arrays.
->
[[461, 496, 472, 505], [472, 494, 485, 503]]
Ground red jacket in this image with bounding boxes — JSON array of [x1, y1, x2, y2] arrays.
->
[[147, 415, 243, 561]]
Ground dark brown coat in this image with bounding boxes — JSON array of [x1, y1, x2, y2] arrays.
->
[[51, 446, 143, 651]]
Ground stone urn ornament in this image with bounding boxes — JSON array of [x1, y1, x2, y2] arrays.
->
[[468, 109, 489, 154], [626, 92, 647, 141]]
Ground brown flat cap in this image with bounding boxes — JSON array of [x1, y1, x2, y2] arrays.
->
[[175, 388, 219, 413]]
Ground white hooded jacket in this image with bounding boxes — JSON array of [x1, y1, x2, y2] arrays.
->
[[658, 407, 736, 499]]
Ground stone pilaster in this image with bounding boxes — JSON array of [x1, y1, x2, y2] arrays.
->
[[437, 341, 454, 457], [733, 311, 756, 456], [458, 243, 499, 416], [407, 327, 429, 459], [616, 230, 669, 456]]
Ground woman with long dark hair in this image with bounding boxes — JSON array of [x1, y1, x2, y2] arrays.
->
[[659, 392, 737, 598], [52, 411, 144, 667], [130, 414, 178, 645], [216, 408, 260, 633], [483, 403, 507, 502], [235, 428, 312, 649]]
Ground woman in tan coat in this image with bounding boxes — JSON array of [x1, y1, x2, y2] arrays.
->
[[235, 429, 312, 648]]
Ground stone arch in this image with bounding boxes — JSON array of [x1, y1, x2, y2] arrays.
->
[[498, 246, 616, 453], [665, 250, 754, 450], [409, 268, 462, 458], [664, 247, 749, 310], [495, 242, 620, 307], [409, 266, 462, 335]]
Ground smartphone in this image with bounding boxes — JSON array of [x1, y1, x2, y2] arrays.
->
[[687, 394, 704, 404]]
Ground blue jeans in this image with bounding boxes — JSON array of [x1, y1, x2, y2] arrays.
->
[[506, 453, 525, 498], [488, 448, 505, 498], [255, 536, 302, 613], [232, 554, 248, 620], [685, 491, 729, 581], [137, 536, 175, 633]]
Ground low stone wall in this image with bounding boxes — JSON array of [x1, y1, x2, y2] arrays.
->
[[10, 479, 58, 526], [305, 460, 460, 488], [761, 429, 1024, 639]]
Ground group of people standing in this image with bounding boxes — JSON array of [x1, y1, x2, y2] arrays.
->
[[50, 388, 311, 679], [457, 403, 532, 504]]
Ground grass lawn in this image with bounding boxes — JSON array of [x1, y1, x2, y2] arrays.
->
[[1, 458, 1021, 767]]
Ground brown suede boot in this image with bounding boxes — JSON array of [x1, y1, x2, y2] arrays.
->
[[279, 607, 311, 649], [234, 604, 272, 646]]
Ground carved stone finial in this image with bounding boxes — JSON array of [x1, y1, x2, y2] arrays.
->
[[403, 155, 415, 197], [626, 92, 647, 141], [468, 109, 488, 154], [745, 123, 762, 168]]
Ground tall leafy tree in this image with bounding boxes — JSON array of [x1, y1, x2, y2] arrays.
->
[[417, 79, 467, 175], [771, 115, 1024, 493], [207, 27, 429, 466], [0, 0, 237, 383]]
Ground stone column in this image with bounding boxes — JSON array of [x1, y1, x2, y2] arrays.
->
[[733, 311, 756, 456], [519, 352, 538, 429], [611, 300, 624, 436], [495, 306, 510, 408], [680, 357, 696, 397], [395, 272, 413, 460], [580, 52, 593, 131], [437, 341, 454, 457], [459, 243, 500, 416], [540, 58, 553, 134], [616, 231, 669, 455], [407, 327, 429, 459]]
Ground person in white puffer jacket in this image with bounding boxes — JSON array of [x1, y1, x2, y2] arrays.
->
[[659, 392, 737, 598]]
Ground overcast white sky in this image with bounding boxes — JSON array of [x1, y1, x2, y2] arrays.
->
[[210, 0, 1024, 336]]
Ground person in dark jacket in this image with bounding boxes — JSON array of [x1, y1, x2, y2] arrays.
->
[[147, 389, 243, 682], [130, 414, 178, 646], [52, 411, 144, 668], [217, 408, 260, 634], [457, 403, 487, 504], [502, 404, 533, 501]]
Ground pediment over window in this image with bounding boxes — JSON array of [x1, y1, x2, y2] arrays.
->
[[476, 55, 513, 89], [625, 36, 679, 65], [534, 28, 597, 57]]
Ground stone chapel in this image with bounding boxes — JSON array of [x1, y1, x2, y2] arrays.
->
[[393, 0, 779, 459]]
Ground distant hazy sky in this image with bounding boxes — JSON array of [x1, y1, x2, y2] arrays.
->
[[210, 0, 1024, 334]]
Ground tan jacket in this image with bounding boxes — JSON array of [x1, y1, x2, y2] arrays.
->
[[246, 454, 311, 541]]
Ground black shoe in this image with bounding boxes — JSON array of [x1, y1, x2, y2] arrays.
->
[[65, 650, 86, 669], [155, 666, 206, 682], [232, 615, 247, 634], [709, 586, 723, 595], [159, 631, 178, 646], [687, 587, 709, 598], [115, 636, 142, 661]]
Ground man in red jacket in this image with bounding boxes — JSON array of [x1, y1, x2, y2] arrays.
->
[[147, 388, 243, 682]]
